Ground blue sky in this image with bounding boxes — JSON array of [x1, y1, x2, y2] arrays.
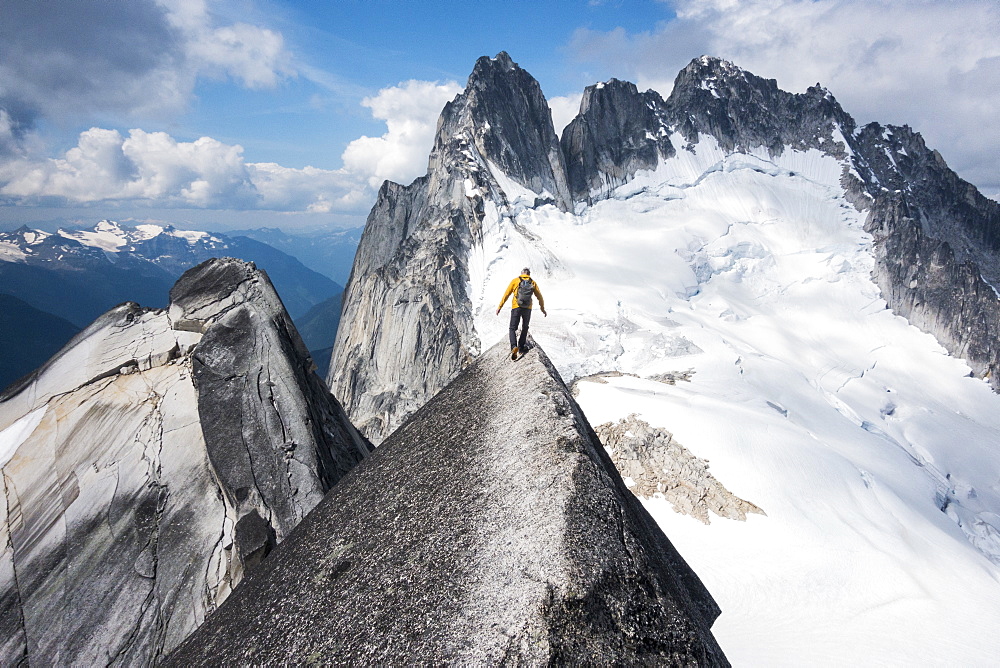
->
[[2, 0, 998, 232], [178, 0, 674, 168]]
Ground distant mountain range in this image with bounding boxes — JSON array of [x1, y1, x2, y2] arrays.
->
[[0, 294, 80, 387], [0, 220, 350, 389], [228, 225, 363, 285]]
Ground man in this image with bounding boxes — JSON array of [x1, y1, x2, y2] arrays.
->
[[496, 267, 546, 360]]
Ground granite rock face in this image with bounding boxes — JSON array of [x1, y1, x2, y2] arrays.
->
[[844, 125, 1000, 387], [0, 258, 368, 666], [168, 340, 728, 666], [328, 52, 570, 443], [662, 56, 855, 157], [561, 79, 674, 202]]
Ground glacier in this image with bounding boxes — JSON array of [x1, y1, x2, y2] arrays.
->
[[469, 132, 1000, 665], [328, 52, 1000, 664]]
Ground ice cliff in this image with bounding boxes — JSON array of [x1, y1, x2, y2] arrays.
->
[[0, 258, 368, 665], [168, 339, 728, 665]]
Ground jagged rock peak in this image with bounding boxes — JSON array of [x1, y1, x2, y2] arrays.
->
[[681, 55, 749, 80], [666, 55, 855, 156], [169, 256, 266, 329], [169, 339, 728, 666], [330, 52, 574, 445], [433, 50, 572, 210], [674, 56, 840, 110], [0, 257, 368, 665], [579, 77, 643, 110], [562, 78, 673, 201], [471, 49, 517, 76]]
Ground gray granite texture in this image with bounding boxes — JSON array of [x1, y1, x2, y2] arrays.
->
[[168, 339, 729, 666], [0, 258, 368, 666], [327, 52, 571, 444]]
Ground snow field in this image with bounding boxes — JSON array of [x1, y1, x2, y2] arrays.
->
[[469, 138, 1000, 665]]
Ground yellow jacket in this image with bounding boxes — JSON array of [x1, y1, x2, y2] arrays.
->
[[498, 274, 545, 310]]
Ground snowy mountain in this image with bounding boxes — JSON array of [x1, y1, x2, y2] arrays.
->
[[0, 220, 341, 321], [330, 53, 1000, 664], [0, 258, 368, 664], [0, 223, 178, 328], [227, 225, 363, 285], [0, 220, 343, 389]]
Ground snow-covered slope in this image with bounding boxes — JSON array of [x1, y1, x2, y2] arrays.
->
[[331, 52, 1000, 665], [470, 135, 1000, 664]]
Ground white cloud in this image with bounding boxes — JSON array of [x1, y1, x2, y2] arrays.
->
[[247, 162, 362, 212], [568, 0, 1000, 196], [1, 128, 257, 207], [0, 0, 295, 136], [548, 93, 584, 136], [160, 0, 294, 89], [341, 80, 462, 188], [0, 76, 463, 213]]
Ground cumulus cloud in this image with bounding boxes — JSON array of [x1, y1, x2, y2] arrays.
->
[[0, 128, 353, 211], [247, 162, 363, 212], [162, 0, 293, 89], [0, 0, 293, 136], [0, 77, 461, 213], [548, 93, 585, 136], [341, 80, 462, 188], [568, 0, 1000, 197]]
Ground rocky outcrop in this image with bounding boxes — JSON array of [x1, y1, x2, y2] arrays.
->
[[0, 258, 368, 665], [860, 190, 1000, 385], [328, 52, 570, 443], [167, 340, 728, 666], [843, 124, 1000, 387], [559, 56, 857, 203], [561, 79, 674, 202], [596, 414, 765, 525], [663, 56, 855, 157]]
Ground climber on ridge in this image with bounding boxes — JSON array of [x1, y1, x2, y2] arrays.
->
[[496, 267, 546, 361]]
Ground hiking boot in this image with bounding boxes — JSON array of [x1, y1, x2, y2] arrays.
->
[[510, 347, 519, 360]]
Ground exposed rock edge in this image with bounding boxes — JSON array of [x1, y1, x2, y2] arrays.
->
[[0, 258, 369, 665], [168, 339, 729, 666]]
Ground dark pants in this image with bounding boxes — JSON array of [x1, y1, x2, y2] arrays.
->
[[509, 307, 532, 350]]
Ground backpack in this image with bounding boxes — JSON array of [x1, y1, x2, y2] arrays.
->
[[516, 277, 534, 307]]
